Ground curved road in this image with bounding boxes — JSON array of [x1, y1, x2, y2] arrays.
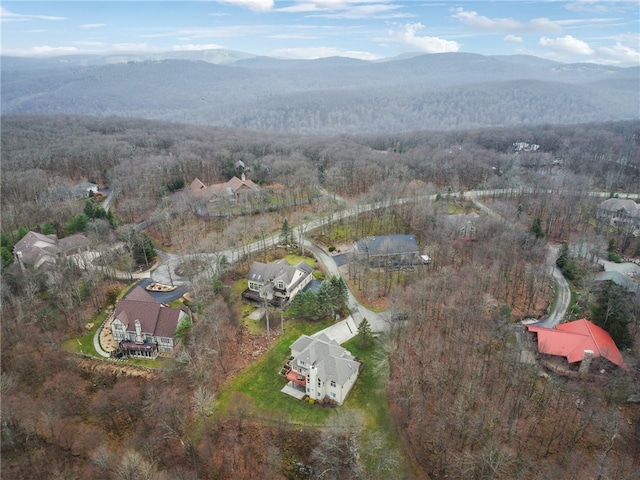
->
[[535, 245, 571, 328], [93, 187, 638, 345]]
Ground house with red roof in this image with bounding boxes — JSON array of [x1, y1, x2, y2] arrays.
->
[[110, 286, 191, 358], [527, 318, 627, 371]]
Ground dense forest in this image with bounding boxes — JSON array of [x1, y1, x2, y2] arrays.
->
[[2, 52, 638, 133], [1, 115, 640, 479]]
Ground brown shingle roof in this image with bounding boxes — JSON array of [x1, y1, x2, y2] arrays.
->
[[114, 287, 187, 339]]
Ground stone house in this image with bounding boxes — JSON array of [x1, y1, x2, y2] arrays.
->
[[111, 287, 190, 358]]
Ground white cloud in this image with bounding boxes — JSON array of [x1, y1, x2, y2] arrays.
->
[[216, 0, 274, 12], [111, 43, 151, 52], [270, 46, 383, 60], [268, 33, 320, 40], [277, 0, 400, 16], [79, 23, 106, 30], [277, 1, 347, 13], [172, 44, 224, 51], [536, 33, 640, 66], [31, 45, 78, 55], [315, 4, 404, 19], [73, 41, 106, 47], [504, 34, 523, 43], [564, 1, 609, 14], [391, 23, 460, 53], [539, 35, 595, 56], [0, 7, 66, 22], [596, 42, 640, 66], [452, 8, 563, 34]]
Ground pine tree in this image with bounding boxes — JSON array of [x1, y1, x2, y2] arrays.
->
[[280, 218, 291, 245], [556, 242, 569, 269], [357, 318, 373, 349], [590, 282, 632, 348], [530, 217, 544, 239]]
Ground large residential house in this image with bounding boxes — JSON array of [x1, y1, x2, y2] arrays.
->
[[596, 198, 640, 233], [283, 333, 361, 405], [189, 174, 259, 201], [111, 287, 190, 358], [527, 318, 627, 372], [244, 259, 313, 305], [353, 234, 422, 268], [13, 231, 90, 270]]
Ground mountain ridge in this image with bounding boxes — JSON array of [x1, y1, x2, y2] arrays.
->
[[2, 51, 638, 133]]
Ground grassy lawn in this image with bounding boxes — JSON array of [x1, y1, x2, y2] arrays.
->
[[213, 327, 416, 477], [62, 311, 108, 356], [282, 253, 316, 268], [215, 317, 335, 424], [342, 338, 418, 477]]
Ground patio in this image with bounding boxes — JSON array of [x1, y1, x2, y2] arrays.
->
[[281, 381, 306, 400]]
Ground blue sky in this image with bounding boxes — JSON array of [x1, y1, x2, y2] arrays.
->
[[1, 1, 639, 66]]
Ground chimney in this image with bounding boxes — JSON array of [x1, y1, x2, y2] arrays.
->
[[241, 172, 246, 182], [579, 350, 594, 374], [134, 319, 144, 344]]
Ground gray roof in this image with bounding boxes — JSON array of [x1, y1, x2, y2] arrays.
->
[[13, 231, 89, 267], [290, 334, 359, 385], [248, 259, 311, 286], [598, 198, 640, 217], [595, 271, 640, 293], [353, 234, 419, 256]]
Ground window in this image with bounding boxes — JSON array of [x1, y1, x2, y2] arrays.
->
[[161, 337, 172, 344], [331, 392, 336, 398], [330, 381, 336, 388], [249, 281, 261, 291]]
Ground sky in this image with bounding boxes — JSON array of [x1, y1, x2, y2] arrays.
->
[[1, 1, 639, 66]]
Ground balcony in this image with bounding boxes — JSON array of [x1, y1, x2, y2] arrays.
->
[[286, 370, 307, 386]]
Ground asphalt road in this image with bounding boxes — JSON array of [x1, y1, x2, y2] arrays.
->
[[535, 244, 571, 328]]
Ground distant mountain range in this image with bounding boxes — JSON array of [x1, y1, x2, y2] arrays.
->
[[2, 50, 638, 134]]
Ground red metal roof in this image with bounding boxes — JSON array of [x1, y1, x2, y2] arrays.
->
[[527, 318, 627, 369]]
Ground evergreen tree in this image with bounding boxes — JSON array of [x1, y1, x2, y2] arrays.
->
[[132, 232, 157, 266], [1, 233, 14, 268], [590, 282, 632, 349], [289, 290, 318, 318], [556, 241, 578, 280], [280, 218, 291, 245], [357, 318, 373, 349], [316, 281, 334, 319], [328, 275, 349, 313], [530, 217, 544, 239], [556, 242, 569, 269]]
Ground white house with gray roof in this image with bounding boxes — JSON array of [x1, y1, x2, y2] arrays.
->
[[283, 333, 361, 405], [244, 259, 313, 305]]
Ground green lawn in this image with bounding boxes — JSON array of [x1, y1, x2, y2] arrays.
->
[[282, 253, 315, 268], [216, 317, 336, 424], [63, 311, 108, 356]]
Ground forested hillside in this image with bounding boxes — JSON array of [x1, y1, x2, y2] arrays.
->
[[1, 115, 639, 479], [2, 52, 638, 133]]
